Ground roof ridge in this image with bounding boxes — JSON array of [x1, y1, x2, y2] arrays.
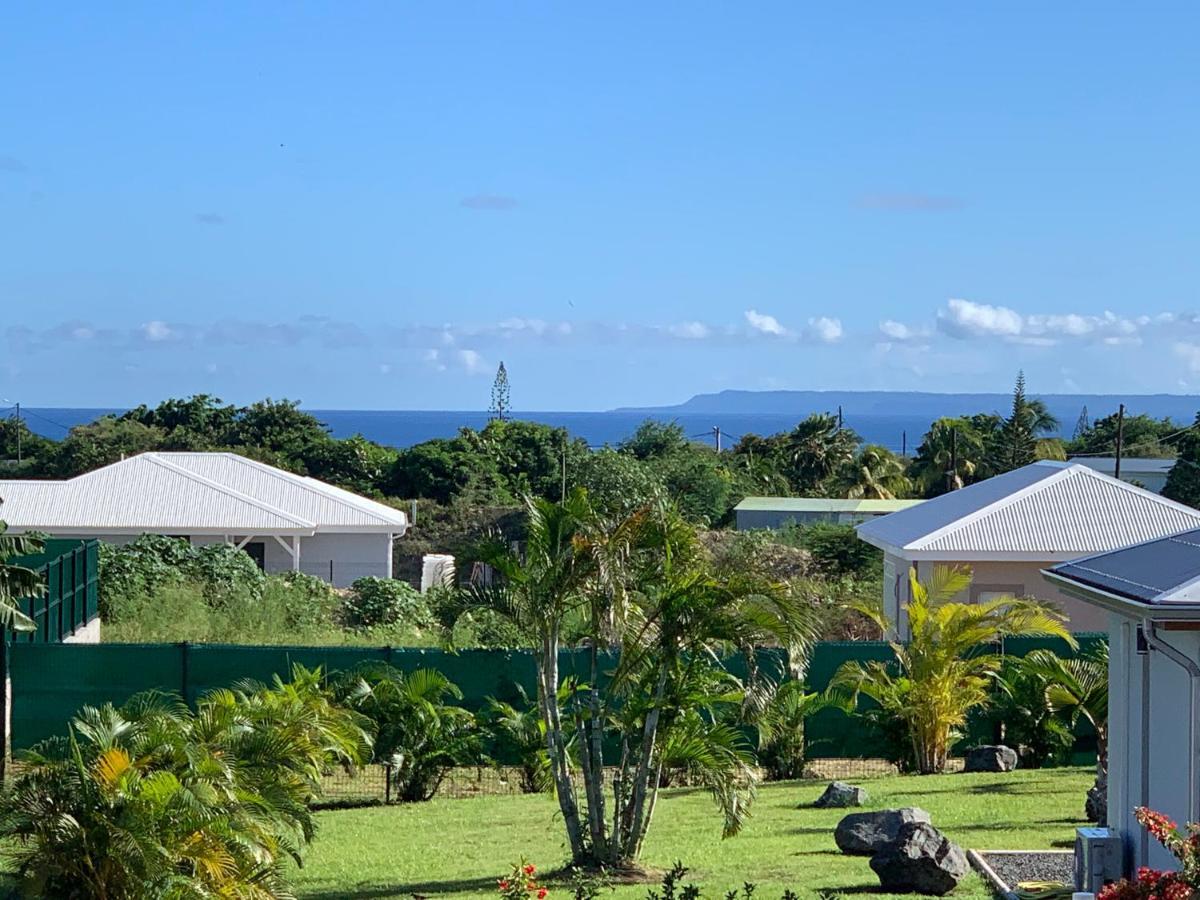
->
[[907, 463, 1074, 550], [181, 452, 405, 527], [139, 454, 315, 528], [912, 462, 1200, 552]]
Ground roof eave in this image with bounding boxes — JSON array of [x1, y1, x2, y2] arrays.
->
[[1041, 568, 1200, 621]]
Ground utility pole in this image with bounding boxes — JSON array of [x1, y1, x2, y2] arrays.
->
[[712, 425, 722, 453], [946, 426, 958, 493], [561, 436, 567, 502], [14, 403, 20, 465], [837, 405, 844, 429], [901, 430, 907, 457], [1114, 403, 1126, 480]]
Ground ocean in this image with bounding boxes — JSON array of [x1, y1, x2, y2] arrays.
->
[[18, 408, 934, 454]]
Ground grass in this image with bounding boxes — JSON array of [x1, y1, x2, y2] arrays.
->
[[290, 766, 1093, 900]]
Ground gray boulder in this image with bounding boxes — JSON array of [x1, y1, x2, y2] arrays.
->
[[834, 807, 931, 856], [812, 781, 869, 809], [869, 821, 969, 896], [1086, 769, 1107, 825], [963, 745, 1019, 773]]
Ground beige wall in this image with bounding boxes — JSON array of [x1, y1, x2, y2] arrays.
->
[[891, 557, 1108, 633]]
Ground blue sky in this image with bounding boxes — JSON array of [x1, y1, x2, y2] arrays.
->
[[2, 3, 1199, 410]]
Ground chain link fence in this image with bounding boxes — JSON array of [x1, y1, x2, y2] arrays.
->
[[311, 759, 960, 809]]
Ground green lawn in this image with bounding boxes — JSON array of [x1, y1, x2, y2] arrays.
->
[[290, 767, 1092, 900]]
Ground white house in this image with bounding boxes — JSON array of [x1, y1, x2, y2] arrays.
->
[[734, 497, 923, 530], [1045, 532, 1200, 874], [0, 452, 409, 587], [856, 461, 1200, 636]]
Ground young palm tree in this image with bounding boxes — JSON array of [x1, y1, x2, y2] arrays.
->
[[456, 489, 596, 858], [1019, 645, 1109, 819], [333, 664, 481, 801], [0, 521, 40, 631], [832, 566, 1075, 774], [781, 413, 860, 493], [838, 444, 911, 500]]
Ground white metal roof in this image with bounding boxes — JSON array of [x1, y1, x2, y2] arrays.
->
[[0, 452, 408, 536], [856, 461, 1200, 561]]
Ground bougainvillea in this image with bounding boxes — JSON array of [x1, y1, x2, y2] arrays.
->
[[1098, 808, 1200, 900]]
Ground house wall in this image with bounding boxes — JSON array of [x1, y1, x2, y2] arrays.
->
[[906, 559, 1110, 632], [1107, 617, 1200, 873], [52, 530, 394, 588], [736, 509, 893, 530]]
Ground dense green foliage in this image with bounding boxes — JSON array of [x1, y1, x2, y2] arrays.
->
[[99, 535, 443, 645], [332, 665, 482, 802], [0, 522, 40, 631], [0, 665, 371, 899]]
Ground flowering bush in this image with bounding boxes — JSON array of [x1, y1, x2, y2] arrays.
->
[[498, 859, 547, 900], [1098, 808, 1200, 900]]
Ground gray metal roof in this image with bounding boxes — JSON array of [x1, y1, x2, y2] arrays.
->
[[1049, 528, 1200, 606], [1071, 457, 1176, 476], [856, 461, 1200, 559], [0, 452, 408, 535]]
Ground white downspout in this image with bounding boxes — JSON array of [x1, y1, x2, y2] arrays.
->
[[1143, 620, 1200, 823]]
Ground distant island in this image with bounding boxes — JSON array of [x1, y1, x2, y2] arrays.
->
[[616, 389, 1200, 425]]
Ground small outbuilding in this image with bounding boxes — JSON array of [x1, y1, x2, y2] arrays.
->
[[856, 461, 1200, 635], [1046, 532, 1200, 874], [734, 497, 923, 530], [1071, 457, 1176, 494], [0, 452, 409, 587]]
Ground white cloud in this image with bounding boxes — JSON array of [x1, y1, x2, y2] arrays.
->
[[140, 320, 175, 342], [456, 348, 487, 374], [937, 299, 1024, 339], [669, 321, 710, 340], [808, 316, 843, 343], [1175, 342, 1200, 373], [744, 309, 788, 336]]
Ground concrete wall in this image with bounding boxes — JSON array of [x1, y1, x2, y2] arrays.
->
[[884, 557, 1109, 636], [1107, 618, 1200, 873]]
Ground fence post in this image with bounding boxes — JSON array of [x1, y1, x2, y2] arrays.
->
[[385, 763, 392, 804], [329, 559, 334, 584], [180, 641, 190, 704]]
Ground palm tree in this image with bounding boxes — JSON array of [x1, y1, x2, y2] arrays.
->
[[0, 665, 370, 898], [838, 444, 911, 499], [334, 664, 481, 801], [1019, 645, 1109, 820], [781, 413, 860, 493], [910, 418, 987, 495], [0, 521, 42, 631], [832, 566, 1075, 774], [455, 489, 596, 859]]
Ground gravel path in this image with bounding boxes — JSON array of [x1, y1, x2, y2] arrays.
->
[[979, 852, 1074, 890]]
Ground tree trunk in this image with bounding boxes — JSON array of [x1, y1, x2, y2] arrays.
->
[[582, 642, 608, 857], [540, 631, 586, 861], [621, 664, 670, 862]]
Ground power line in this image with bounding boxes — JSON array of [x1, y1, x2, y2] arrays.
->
[[15, 408, 75, 433]]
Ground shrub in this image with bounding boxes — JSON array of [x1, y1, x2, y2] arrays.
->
[[0, 665, 370, 898], [344, 576, 433, 629], [269, 570, 339, 629], [483, 686, 551, 793], [98, 534, 265, 616], [788, 522, 881, 579], [1099, 808, 1200, 900]]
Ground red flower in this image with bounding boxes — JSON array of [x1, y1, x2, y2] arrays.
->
[[498, 880, 509, 891], [538, 890, 548, 899], [524, 865, 536, 876]]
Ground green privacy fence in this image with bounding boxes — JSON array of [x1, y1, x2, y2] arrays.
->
[[11, 539, 99, 644], [8, 636, 1102, 755]]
